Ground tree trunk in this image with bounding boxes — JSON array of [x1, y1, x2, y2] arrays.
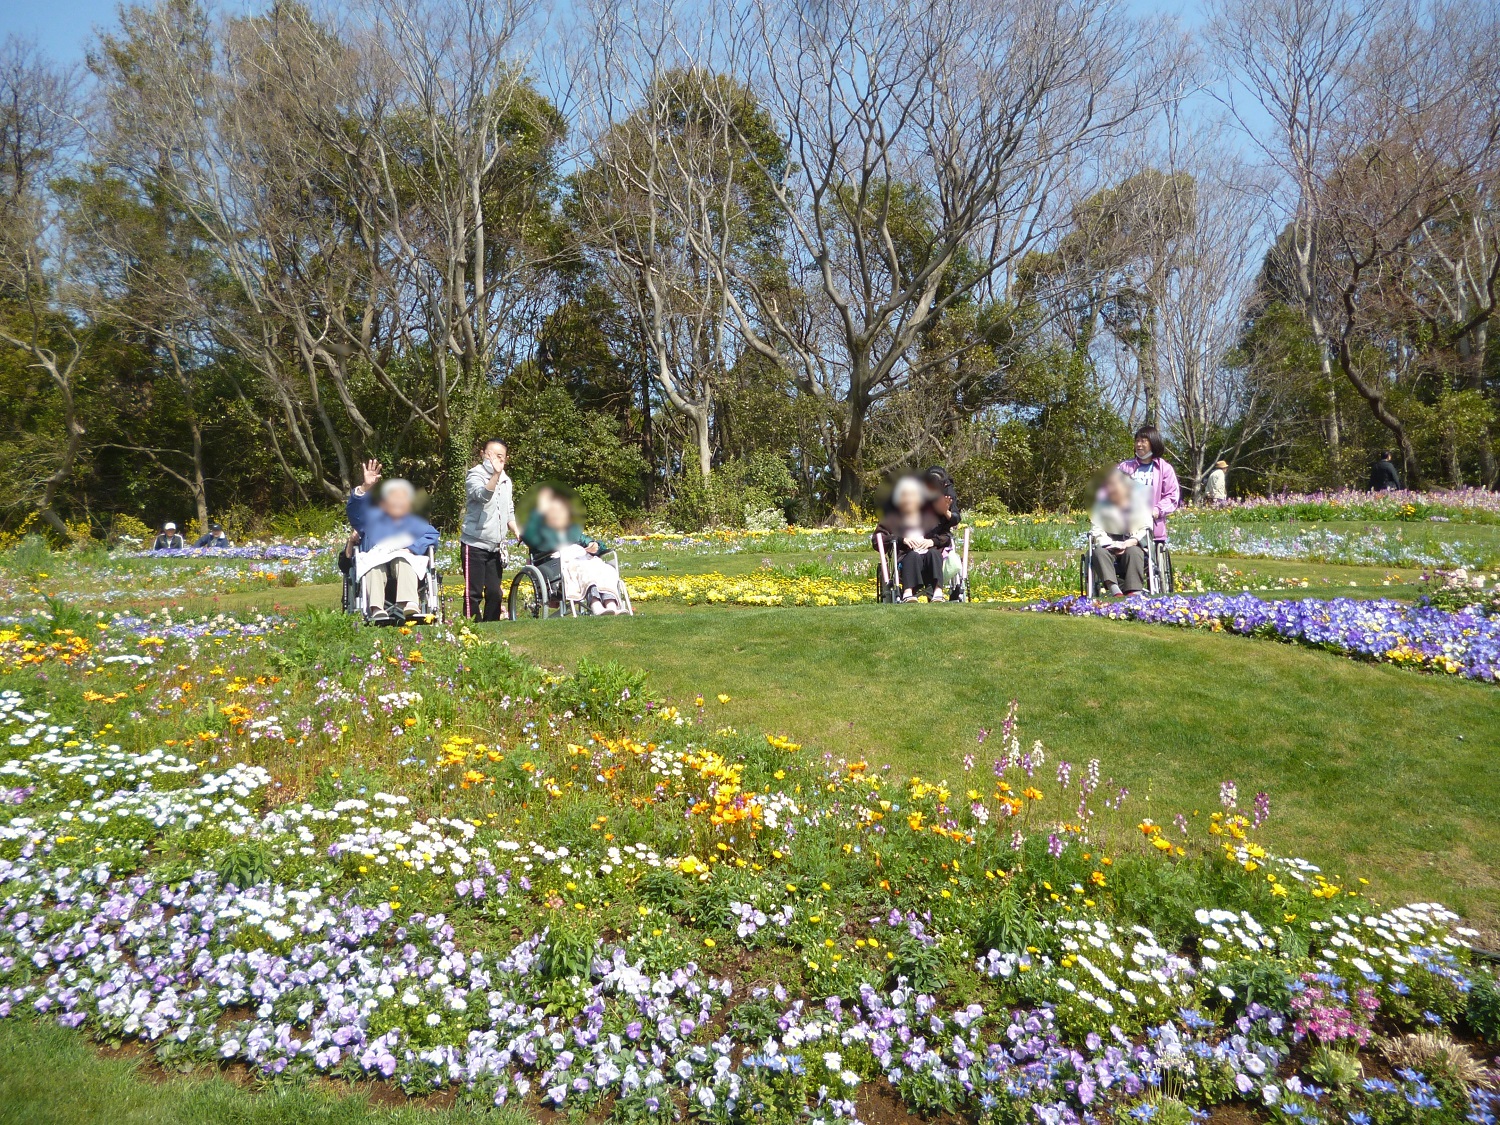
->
[[1460, 323, 1497, 488], [692, 405, 712, 480]]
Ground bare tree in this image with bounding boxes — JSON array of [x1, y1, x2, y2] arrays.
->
[[1210, 0, 1386, 465], [0, 37, 86, 535], [1155, 155, 1275, 500], [680, 0, 1166, 506], [1311, 0, 1500, 484], [573, 0, 792, 479]]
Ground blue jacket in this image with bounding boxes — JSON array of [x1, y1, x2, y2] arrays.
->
[[346, 490, 440, 554]]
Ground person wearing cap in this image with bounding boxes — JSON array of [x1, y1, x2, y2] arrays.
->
[[194, 522, 231, 548], [1206, 460, 1228, 503], [153, 522, 185, 550]]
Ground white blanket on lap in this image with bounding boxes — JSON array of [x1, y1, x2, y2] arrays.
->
[[556, 542, 618, 604], [354, 537, 431, 584]]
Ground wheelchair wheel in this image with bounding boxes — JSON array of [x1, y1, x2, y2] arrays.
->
[[421, 573, 444, 624], [1159, 546, 1174, 594], [508, 566, 551, 620], [341, 570, 357, 614], [1079, 551, 1094, 597]]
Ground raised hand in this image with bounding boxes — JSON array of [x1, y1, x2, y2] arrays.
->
[[362, 459, 383, 489]]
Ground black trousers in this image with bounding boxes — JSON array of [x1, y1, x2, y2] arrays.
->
[[896, 548, 943, 592], [462, 543, 505, 621], [1092, 544, 1146, 593]]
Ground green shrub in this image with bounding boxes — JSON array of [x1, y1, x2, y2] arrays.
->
[[664, 453, 796, 531], [1466, 971, 1500, 1042], [546, 659, 654, 721]]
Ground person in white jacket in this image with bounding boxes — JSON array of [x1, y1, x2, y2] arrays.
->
[[460, 439, 521, 621]]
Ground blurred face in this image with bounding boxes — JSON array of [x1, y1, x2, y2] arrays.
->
[[541, 489, 572, 530], [894, 479, 923, 518], [1105, 475, 1132, 508], [1134, 436, 1154, 461], [381, 486, 414, 520]]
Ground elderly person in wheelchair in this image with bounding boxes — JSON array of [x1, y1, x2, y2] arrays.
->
[[346, 459, 440, 625], [873, 475, 954, 602], [520, 486, 625, 615], [1089, 469, 1152, 597]]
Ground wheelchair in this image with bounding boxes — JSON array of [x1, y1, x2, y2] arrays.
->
[[875, 527, 971, 604], [1077, 536, 1173, 597], [341, 545, 445, 624], [507, 548, 634, 620]]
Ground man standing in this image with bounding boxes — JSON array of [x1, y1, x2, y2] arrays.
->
[[461, 438, 520, 621], [1370, 451, 1401, 492], [153, 522, 185, 550], [1206, 461, 1228, 503]]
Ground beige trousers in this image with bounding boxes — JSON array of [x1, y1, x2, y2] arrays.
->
[[362, 558, 419, 610]]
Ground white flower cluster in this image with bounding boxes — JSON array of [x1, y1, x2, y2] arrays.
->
[[1309, 903, 1475, 981], [1194, 908, 1278, 968], [977, 916, 1197, 1019]]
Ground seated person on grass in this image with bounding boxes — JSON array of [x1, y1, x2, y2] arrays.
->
[[873, 475, 952, 602], [520, 486, 625, 615], [346, 460, 439, 625], [194, 522, 230, 548], [1089, 469, 1152, 597]]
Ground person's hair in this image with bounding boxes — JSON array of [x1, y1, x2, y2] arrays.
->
[[1380, 450, 1392, 460], [478, 437, 506, 454], [892, 476, 926, 509], [381, 478, 416, 503], [922, 465, 952, 490], [1133, 426, 1165, 460]]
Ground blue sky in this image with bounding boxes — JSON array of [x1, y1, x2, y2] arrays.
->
[[6, 0, 1207, 65]]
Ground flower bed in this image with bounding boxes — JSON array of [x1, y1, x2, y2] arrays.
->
[[0, 601, 1497, 1125], [1194, 488, 1500, 524], [1029, 594, 1500, 681], [628, 558, 1073, 607]]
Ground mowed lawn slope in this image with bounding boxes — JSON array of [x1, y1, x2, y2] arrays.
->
[[498, 603, 1500, 924]]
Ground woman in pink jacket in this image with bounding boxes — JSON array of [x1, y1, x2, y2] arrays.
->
[[1117, 426, 1180, 544]]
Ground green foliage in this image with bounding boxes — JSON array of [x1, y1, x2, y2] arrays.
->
[[1465, 970, 1500, 1042], [972, 878, 1044, 956], [664, 453, 797, 531], [214, 840, 275, 889], [884, 932, 949, 991], [545, 658, 655, 720]]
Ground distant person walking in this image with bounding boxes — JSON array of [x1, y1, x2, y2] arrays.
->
[[153, 522, 184, 550], [1206, 461, 1228, 503], [461, 438, 520, 621], [1370, 451, 1401, 492]]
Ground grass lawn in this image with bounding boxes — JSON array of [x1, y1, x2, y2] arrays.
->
[[496, 602, 1500, 925], [0, 1019, 516, 1125]]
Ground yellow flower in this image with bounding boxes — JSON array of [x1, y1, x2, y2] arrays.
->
[[717, 694, 730, 704]]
